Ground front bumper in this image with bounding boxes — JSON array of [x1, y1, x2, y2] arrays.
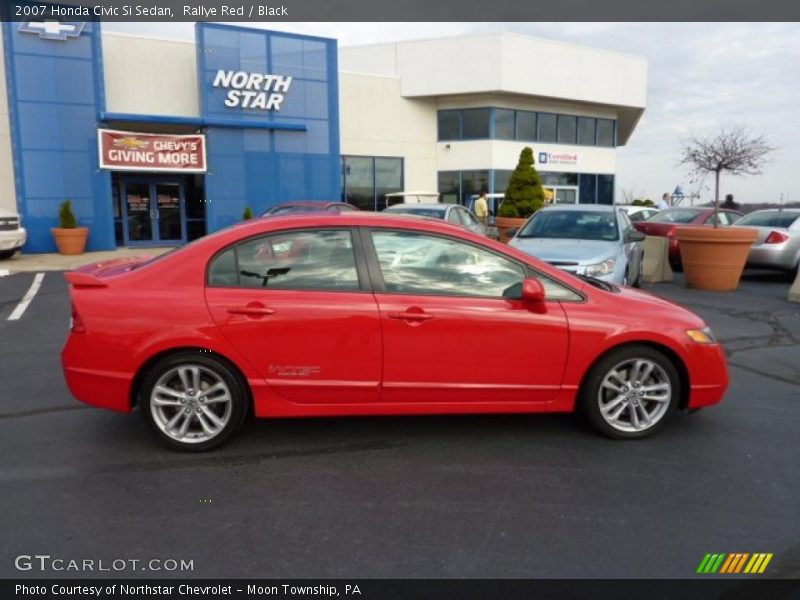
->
[[0, 227, 26, 251], [685, 342, 729, 409]]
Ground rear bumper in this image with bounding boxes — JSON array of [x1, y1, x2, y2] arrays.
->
[[0, 227, 26, 251], [747, 244, 797, 270], [62, 335, 133, 413]]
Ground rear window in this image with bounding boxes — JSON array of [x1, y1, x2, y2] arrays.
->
[[735, 211, 800, 228], [647, 209, 702, 224]]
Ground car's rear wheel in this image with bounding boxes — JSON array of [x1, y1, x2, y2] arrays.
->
[[139, 352, 248, 451], [580, 345, 680, 439]]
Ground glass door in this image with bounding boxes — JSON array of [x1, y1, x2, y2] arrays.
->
[[121, 178, 186, 246], [552, 186, 579, 204]]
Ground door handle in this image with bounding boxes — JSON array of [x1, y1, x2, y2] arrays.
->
[[386, 310, 434, 322], [227, 305, 276, 316]]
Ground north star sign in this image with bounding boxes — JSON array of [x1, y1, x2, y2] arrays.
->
[[212, 70, 293, 111]]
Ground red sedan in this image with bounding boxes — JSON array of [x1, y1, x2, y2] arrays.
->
[[62, 213, 728, 451], [634, 207, 743, 269]]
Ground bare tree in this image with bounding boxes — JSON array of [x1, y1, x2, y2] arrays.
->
[[679, 127, 774, 224]]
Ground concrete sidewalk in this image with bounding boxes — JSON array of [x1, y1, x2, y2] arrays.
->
[[0, 247, 171, 273]]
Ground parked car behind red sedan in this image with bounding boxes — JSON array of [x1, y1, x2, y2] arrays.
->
[[634, 207, 743, 269], [62, 213, 728, 451]]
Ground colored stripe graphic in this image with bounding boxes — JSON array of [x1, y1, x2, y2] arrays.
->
[[699, 552, 773, 574]]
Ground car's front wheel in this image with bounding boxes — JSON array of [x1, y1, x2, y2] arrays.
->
[[580, 345, 680, 439], [139, 352, 248, 451]]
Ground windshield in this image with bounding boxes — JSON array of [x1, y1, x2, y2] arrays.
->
[[647, 209, 702, 224], [735, 211, 800, 228], [385, 208, 446, 219], [518, 210, 619, 241]]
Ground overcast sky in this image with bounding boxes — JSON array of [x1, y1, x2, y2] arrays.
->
[[106, 22, 800, 204]]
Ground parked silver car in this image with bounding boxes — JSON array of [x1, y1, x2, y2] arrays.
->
[[732, 209, 800, 275], [508, 204, 646, 286], [383, 203, 485, 235]]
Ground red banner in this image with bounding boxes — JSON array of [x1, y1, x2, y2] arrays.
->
[[98, 129, 207, 173]]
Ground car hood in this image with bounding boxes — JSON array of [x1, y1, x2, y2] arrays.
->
[[72, 255, 154, 278], [510, 237, 617, 264]]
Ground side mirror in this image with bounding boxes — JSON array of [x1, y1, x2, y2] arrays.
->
[[625, 230, 646, 243], [521, 277, 546, 303]]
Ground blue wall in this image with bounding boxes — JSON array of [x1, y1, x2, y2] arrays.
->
[[3, 21, 114, 253], [197, 24, 341, 230]]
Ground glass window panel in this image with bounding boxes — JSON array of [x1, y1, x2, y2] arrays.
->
[[460, 170, 490, 205], [438, 171, 460, 205], [577, 117, 596, 145], [541, 172, 578, 187], [597, 119, 615, 147], [208, 247, 238, 287], [493, 170, 512, 197], [579, 174, 597, 204], [438, 110, 461, 140], [371, 231, 525, 298], [461, 108, 490, 139], [343, 156, 375, 211], [375, 157, 403, 204], [597, 175, 615, 205], [515, 111, 536, 141], [537, 113, 557, 143], [233, 230, 359, 291], [557, 115, 577, 144], [494, 109, 515, 140]]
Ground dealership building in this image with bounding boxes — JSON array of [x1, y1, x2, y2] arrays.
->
[[0, 22, 647, 253]]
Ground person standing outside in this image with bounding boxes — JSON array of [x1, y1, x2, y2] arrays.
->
[[657, 193, 671, 210], [474, 190, 489, 227]]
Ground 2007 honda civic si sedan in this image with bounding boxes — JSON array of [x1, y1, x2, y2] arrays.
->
[[62, 213, 728, 451]]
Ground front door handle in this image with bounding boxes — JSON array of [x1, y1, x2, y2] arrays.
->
[[386, 310, 434, 322], [227, 304, 276, 316]]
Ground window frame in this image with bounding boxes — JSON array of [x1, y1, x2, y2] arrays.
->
[[361, 227, 585, 302], [205, 227, 373, 293]]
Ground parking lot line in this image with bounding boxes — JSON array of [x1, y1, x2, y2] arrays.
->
[[7, 272, 45, 321]]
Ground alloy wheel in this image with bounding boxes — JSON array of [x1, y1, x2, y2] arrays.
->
[[597, 358, 672, 433]]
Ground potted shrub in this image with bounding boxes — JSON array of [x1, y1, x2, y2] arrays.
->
[[496, 147, 545, 243], [242, 206, 254, 220], [51, 200, 89, 255], [676, 127, 772, 291]]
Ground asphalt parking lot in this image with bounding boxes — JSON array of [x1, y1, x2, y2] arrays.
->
[[0, 268, 798, 579]]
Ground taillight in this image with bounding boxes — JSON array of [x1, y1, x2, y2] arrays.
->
[[71, 302, 85, 333], [765, 231, 789, 244], [665, 227, 677, 237]]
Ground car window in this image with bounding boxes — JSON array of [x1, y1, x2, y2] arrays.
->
[[707, 212, 732, 226], [208, 229, 360, 291], [461, 208, 481, 227], [518, 210, 619, 241], [618, 210, 634, 232], [327, 203, 356, 212], [446, 209, 462, 224], [647, 209, 702, 224], [371, 231, 525, 298], [735, 211, 800, 228], [386, 207, 446, 219]]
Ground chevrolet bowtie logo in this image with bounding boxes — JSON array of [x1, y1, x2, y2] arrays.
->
[[112, 138, 149, 150], [19, 20, 85, 41]]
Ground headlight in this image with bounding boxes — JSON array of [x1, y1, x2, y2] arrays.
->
[[686, 326, 717, 344], [585, 258, 616, 277]]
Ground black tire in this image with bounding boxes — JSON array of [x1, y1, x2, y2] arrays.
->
[[138, 351, 249, 451], [580, 345, 681, 440], [0, 249, 16, 259], [632, 256, 643, 288]]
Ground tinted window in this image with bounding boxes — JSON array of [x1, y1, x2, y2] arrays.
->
[[538, 113, 557, 143], [438, 110, 461, 140], [597, 175, 614, 205], [735, 211, 799, 228], [577, 117, 596, 145], [597, 119, 615, 147], [557, 115, 577, 144], [208, 230, 360, 291], [494, 109, 515, 140], [648, 209, 703, 224], [371, 231, 525, 298], [462, 108, 491, 139], [519, 210, 619, 241], [516, 111, 536, 141]]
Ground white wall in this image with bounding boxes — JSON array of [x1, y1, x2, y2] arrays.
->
[[103, 33, 199, 118], [0, 27, 17, 213], [339, 72, 438, 192]]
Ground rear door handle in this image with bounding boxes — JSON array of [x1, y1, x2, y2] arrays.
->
[[227, 305, 276, 316], [386, 310, 434, 322]]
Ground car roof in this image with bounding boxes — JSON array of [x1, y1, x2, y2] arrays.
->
[[273, 201, 339, 207], [538, 204, 617, 213], [743, 208, 800, 214]]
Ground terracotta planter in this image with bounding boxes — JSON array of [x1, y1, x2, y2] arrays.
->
[[495, 216, 527, 244], [51, 227, 89, 255], [675, 226, 757, 291]]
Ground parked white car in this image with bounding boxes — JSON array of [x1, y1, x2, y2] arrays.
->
[[0, 208, 26, 259], [617, 204, 661, 223]]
